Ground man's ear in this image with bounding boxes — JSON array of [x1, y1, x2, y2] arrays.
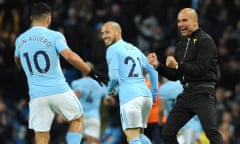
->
[[46, 15, 51, 25]]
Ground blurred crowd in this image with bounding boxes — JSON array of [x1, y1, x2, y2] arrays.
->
[[0, 0, 240, 143]]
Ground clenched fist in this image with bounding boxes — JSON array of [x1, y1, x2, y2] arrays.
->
[[166, 56, 178, 69], [147, 52, 159, 68]]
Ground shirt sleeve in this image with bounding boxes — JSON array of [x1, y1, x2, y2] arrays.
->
[[101, 84, 108, 99], [71, 80, 81, 91], [55, 32, 70, 53], [160, 81, 183, 99], [106, 47, 119, 94], [140, 52, 159, 100]]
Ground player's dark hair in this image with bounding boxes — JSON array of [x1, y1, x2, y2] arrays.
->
[[31, 2, 51, 19]]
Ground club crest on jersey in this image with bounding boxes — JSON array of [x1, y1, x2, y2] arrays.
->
[[61, 39, 67, 45]]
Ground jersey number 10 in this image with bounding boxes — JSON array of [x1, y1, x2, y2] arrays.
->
[[23, 50, 50, 75]]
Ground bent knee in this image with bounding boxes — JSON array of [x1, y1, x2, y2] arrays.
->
[[71, 115, 83, 122], [69, 116, 83, 132]]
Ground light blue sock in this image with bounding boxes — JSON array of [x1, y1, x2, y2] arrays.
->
[[140, 134, 151, 144], [129, 138, 142, 144], [66, 132, 82, 144]]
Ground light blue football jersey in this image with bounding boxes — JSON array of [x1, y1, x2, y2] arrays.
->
[[15, 26, 71, 100], [160, 80, 202, 132], [71, 77, 107, 119], [106, 40, 158, 105]]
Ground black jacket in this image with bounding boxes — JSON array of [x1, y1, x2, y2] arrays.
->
[[157, 29, 219, 84]]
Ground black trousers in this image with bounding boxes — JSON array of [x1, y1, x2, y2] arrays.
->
[[162, 86, 223, 144]]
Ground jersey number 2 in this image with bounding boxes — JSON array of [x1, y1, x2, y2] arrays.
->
[[124, 56, 142, 77]]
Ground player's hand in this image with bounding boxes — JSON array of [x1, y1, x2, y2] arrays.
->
[[88, 68, 108, 86], [166, 56, 178, 69], [147, 52, 159, 68], [103, 95, 116, 106], [152, 96, 157, 107]]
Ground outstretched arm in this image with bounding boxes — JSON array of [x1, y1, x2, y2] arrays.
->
[[61, 48, 108, 85], [61, 48, 91, 73]]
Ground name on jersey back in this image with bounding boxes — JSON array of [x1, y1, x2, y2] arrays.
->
[[19, 36, 51, 48]]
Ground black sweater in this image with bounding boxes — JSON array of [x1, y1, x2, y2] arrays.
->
[[157, 29, 219, 84]]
